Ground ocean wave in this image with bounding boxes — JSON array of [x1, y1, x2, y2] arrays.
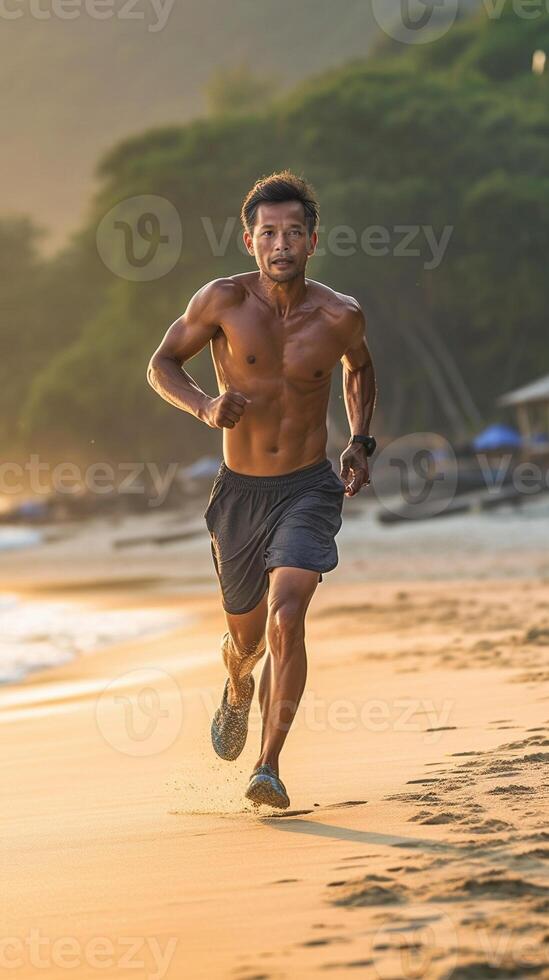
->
[[0, 594, 190, 684]]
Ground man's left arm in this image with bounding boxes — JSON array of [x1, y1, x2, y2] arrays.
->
[[340, 305, 377, 497]]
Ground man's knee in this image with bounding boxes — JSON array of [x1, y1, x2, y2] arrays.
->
[[267, 596, 307, 650], [225, 591, 268, 660], [229, 630, 266, 660], [266, 567, 319, 653]]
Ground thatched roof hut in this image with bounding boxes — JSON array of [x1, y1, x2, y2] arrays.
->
[[497, 373, 549, 456]]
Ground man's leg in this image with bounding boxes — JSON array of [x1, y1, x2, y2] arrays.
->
[[223, 589, 269, 706], [254, 566, 320, 775]]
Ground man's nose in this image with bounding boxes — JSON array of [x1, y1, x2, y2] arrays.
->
[[273, 234, 289, 251]]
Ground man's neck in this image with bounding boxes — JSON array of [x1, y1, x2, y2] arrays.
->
[[255, 271, 309, 318]]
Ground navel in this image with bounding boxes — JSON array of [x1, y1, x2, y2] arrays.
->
[[314, 369, 323, 378], [247, 354, 256, 364]]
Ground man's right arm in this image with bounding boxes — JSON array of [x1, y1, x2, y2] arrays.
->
[[146, 279, 250, 429]]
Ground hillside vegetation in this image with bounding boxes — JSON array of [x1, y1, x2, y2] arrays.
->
[[3, 0, 548, 467]]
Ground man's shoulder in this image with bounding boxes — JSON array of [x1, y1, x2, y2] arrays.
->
[[307, 279, 364, 324], [199, 272, 269, 314], [198, 276, 247, 309]]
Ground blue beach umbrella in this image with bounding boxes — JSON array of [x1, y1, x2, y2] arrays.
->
[[471, 424, 522, 452]]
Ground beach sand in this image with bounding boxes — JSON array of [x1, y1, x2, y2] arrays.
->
[[1, 507, 548, 979]]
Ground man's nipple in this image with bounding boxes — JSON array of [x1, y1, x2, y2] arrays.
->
[[247, 354, 256, 364]]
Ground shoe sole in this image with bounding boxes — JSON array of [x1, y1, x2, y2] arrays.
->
[[245, 778, 290, 810], [211, 719, 248, 761], [211, 676, 255, 761]]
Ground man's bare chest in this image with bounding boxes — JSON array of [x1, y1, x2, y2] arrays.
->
[[213, 309, 347, 385]]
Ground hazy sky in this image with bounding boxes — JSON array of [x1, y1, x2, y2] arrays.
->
[[1, 0, 478, 253]]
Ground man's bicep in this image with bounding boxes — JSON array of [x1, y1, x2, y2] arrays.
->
[[153, 312, 217, 367], [341, 307, 371, 372], [151, 280, 229, 366]]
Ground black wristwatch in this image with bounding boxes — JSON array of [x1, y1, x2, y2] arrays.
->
[[351, 434, 377, 457]]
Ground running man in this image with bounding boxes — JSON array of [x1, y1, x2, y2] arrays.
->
[[147, 171, 377, 809]]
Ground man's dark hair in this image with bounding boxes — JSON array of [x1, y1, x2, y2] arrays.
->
[[241, 170, 320, 237]]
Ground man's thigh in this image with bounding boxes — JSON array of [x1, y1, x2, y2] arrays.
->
[[264, 481, 344, 581], [267, 566, 321, 618]]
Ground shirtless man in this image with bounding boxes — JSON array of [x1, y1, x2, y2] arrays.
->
[[147, 171, 377, 809]]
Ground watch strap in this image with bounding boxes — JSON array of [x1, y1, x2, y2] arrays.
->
[[351, 434, 377, 456]]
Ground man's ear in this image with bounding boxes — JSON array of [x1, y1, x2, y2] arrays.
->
[[307, 230, 318, 257], [243, 231, 255, 256]]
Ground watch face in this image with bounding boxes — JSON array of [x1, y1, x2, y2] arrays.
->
[[353, 436, 376, 455]]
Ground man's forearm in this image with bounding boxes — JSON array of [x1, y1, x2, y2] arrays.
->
[[343, 361, 377, 437], [147, 356, 212, 425]]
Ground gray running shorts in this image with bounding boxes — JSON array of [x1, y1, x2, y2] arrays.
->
[[204, 457, 346, 615]]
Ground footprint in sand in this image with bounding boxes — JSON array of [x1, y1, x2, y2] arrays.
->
[[447, 961, 547, 978], [406, 777, 441, 785], [320, 960, 374, 971], [426, 725, 458, 732], [233, 971, 271, 980], [299, 936, 348, 948], [327, 874, 406, 907], [518, 847, 549, 860], [499, 734, 549, 749], [322, 800, 368, 810], [409, 810, 463, 825], [265, 809, 315, 818], [429, 871, 549, 902], [466, 818, 515, 834], [523, 625, 549, 645], [338, 854, 377, 862], [488, 784, 537, 796]]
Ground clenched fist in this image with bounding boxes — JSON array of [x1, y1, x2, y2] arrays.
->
[[205, 390, 251, 429], [340, 443, 371, 497]]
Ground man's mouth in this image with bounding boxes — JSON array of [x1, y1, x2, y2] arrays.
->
[[272, 259, 293, 267]]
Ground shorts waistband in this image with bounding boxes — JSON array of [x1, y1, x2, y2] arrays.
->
[[219, 457, 332, 490]]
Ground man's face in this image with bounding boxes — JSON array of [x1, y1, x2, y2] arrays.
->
[[244, 200, 317, 283]]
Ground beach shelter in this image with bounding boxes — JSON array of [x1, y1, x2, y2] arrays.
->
[[497, 373, 549, 447]]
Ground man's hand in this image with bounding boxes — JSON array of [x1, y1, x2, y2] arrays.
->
[[205, 390, 251, 429], [340, 444, 371, 497]]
